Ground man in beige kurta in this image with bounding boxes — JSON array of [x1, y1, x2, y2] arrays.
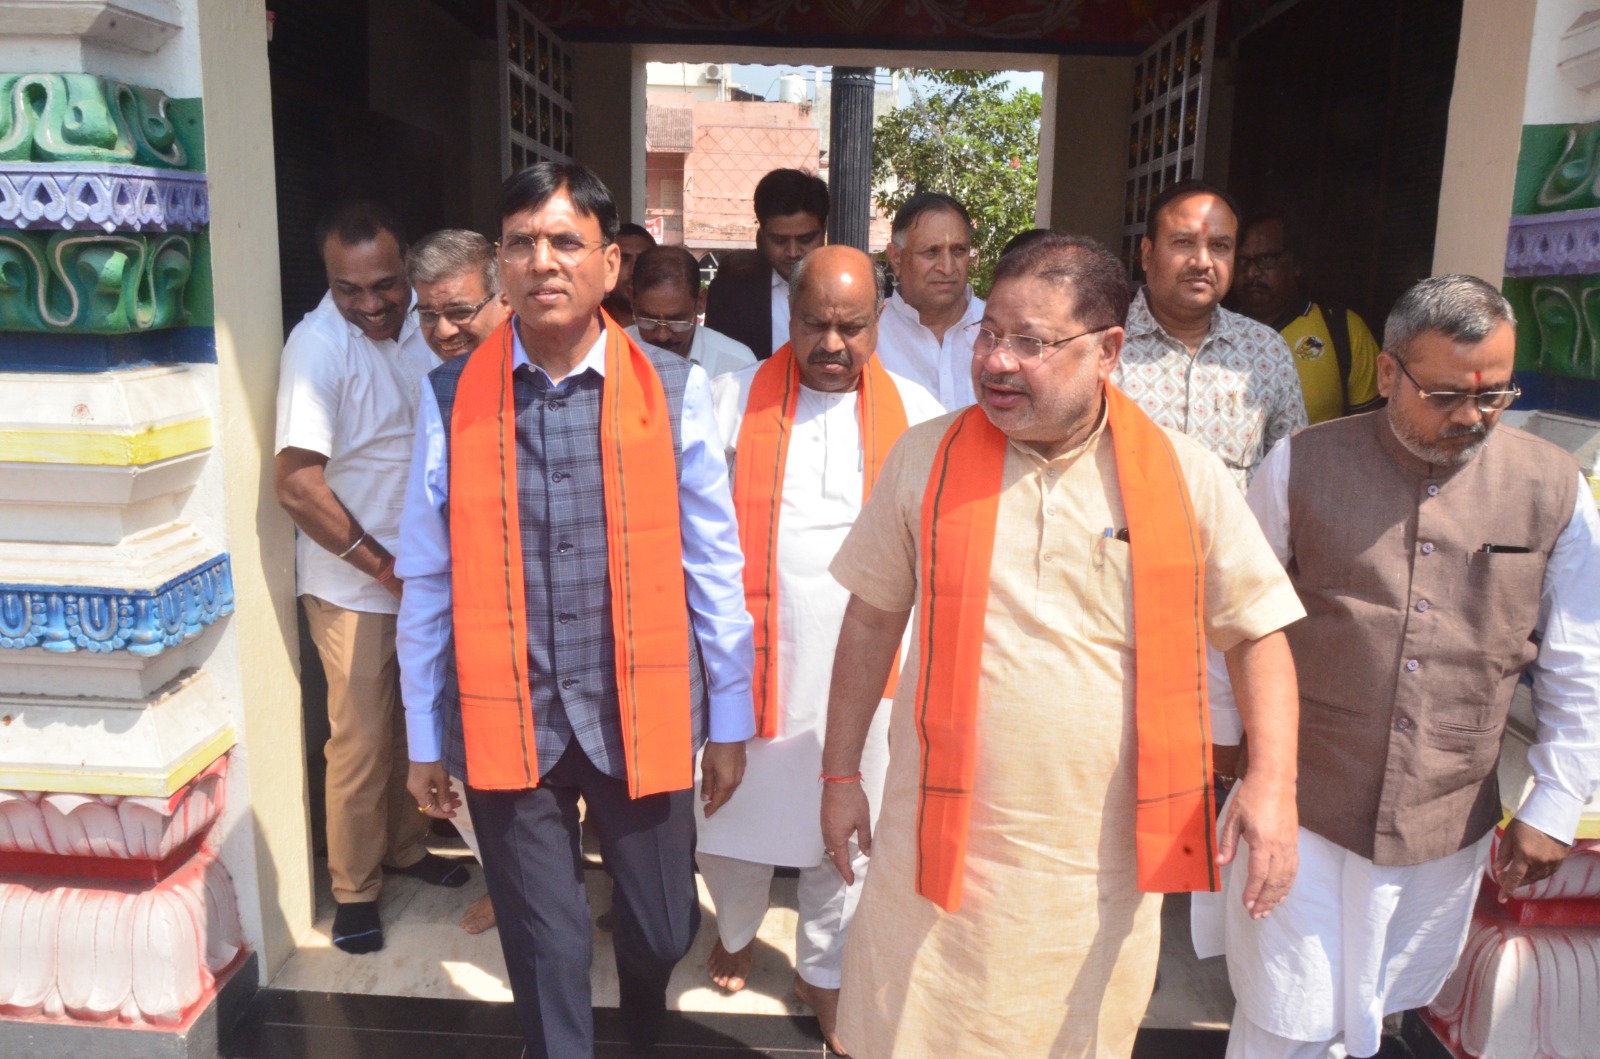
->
[[818, 233, 1308, 1058]]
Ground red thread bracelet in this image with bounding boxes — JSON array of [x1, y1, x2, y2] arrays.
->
[[375, 557, 397, 584], [820, 771, 862, 785]]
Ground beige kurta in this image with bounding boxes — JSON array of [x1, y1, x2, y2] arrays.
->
[[829, 406, 1305, 1059]]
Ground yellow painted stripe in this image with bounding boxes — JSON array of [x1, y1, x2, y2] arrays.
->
[[1588, 475, 1598, 508], [0, 417, 212, 466], [0, 726, 236, 796]]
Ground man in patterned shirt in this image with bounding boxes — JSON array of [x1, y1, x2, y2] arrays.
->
[[1113, 180, 1307, 492]]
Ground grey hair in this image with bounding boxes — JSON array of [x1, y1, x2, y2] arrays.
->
[[1383, 274, 1515, 362], [406, 229, 499, 296], [788, 248, 886, 315]]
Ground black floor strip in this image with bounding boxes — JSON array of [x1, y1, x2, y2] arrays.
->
[[226, 988, 1444, 1059]]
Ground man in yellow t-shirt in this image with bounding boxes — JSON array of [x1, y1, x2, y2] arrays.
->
[[1236, 216, 1382, 424]]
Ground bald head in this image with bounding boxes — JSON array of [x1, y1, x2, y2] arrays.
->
[[787, 245, 885, 393], [789, 245, 883, 314]]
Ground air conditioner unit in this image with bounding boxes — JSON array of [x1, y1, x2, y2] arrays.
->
[[704, 64, 725, 81]]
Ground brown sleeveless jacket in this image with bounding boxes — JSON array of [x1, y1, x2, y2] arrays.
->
[[1286, 412, 1578, 865]]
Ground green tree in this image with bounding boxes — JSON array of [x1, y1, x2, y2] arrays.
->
[[872, 69, 1042, 296]]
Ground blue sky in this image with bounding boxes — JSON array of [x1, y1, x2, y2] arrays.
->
[[729, 64, 1045, 104]]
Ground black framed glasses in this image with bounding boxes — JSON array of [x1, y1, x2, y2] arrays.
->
[[417, 292, 495, 329], [967, 321, 1113, 364], [1392, 356, 1520, 414], [635, 316, 697, 334]]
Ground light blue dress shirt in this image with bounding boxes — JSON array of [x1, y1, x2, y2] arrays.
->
[[395, 321, 756, 764]]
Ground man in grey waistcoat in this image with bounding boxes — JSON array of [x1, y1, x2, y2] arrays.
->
[[1204, 274, 1600, 1059], [395, 162, 755, 1058]]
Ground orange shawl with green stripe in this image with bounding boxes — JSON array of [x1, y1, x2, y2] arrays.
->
[[733, 343, 908, 737], [914, 387, 1215, 911], [447, 314, 693, 797]]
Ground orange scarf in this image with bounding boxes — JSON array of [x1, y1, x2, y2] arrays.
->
[[914, 387, 1214, 911], [448, 313, 693, 797], [733, 343, 909, 737]]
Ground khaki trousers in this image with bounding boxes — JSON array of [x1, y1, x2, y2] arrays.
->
[[303, 595, 429, 903]]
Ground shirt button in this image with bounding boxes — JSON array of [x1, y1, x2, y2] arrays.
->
[[551, 471, 566, 482], [1405, 659, 1420, 672], [1043, 553, 1054, 563], [558, 612, 574, 624], [557, 542, 571, 553], [1395, 717, 1413, 731], [1427, 484, 1440, 497], [1416, 600, 1430, 613], [1420, 542, 1435, 555], [560, 677, 575, 689], [548, 400, 565, 411], [1045, 506, 1057, 516], [1045, 468, 1057, 479]]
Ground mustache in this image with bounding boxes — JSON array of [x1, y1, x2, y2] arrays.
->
[[807, 349, 852, 369], [1441, 422, 1488, 440], [978, 370, 1031, 395]]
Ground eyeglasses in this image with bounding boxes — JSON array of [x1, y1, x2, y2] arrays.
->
[[635, 316, 697, 334], [1237, 250, 1288, 274], [967, 322, 1113, 364], [497, 231, 606, 267], [417, 292, 495, 329], [1391, 356, 1520, 413]]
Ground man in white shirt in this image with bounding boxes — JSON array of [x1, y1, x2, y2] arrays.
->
[[274, 202, 468, 956], [697, 245, 942, 1053], [876, 192, 987, 411], [624, 245, 756, 379]]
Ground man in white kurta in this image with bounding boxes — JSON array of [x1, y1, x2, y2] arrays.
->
[[695, 246, 941, 1048]]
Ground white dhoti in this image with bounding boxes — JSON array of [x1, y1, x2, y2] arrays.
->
[[1197, 804, 1492, 1059], [697, 848, 870, 988], [698, 370, 939, 989]]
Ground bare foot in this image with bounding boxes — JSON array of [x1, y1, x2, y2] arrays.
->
[[793, 976, 849, 1055], [460, 893, 496, 935], [707, 938, 753, 992]]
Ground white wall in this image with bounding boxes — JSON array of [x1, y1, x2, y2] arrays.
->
[[1523, 0, 1599, 124]]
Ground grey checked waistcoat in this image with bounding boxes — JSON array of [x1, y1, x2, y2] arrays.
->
[[430, 338, 709, 788], [1286, 412, 1578, 865]]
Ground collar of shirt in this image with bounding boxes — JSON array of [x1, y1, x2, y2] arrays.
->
[[510, 314, 609, 386], [885, 288, 981, 333], [771, 268, 787, 292], [687, 324, 707, 365], [1126, 287, 1241, 351], [1267, 300, 1317, 333], [336, 289, 421, 344]]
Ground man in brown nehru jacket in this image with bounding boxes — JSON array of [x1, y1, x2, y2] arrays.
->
[[1206, 274, 1600, 1059]]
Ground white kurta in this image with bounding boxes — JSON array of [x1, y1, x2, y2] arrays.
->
[[696, 364, 942, 868]]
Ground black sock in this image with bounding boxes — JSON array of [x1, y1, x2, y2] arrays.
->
[[332, 901, 383, 954], [385, 852, 470, 888]]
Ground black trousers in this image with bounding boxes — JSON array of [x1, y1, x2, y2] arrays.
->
[[467, 742, 700, 1058]]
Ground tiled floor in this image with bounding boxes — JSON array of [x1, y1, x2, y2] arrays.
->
[[268, 836, 1237, 1027], [231, 837, 1444, 1057]]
